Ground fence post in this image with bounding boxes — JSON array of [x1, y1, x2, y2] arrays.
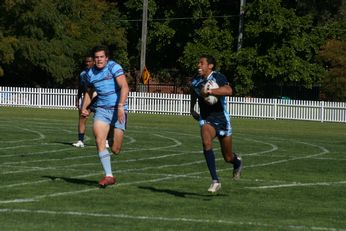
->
[[132, 92, 136, 113], [38, 88, 42, 108], [179, 94, 183, 115], [274, 98, 277, 120], [321, 101, 324, 123]]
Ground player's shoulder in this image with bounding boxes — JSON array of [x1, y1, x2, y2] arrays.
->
[[80, 68, 89, 78], [212, 71, 226, 79], [192, 75, 204, 85], [107, 60, 121, 69], [107, 60, 124, 77], [211, 71, 228, 85]]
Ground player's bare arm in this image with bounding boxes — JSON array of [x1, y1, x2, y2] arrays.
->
[[81, 87, 93, 117], [115, 74, 129, 123], [202, 84, 232, 97]]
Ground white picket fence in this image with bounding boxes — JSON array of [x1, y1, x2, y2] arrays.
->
[[0, 86, 345, 123]]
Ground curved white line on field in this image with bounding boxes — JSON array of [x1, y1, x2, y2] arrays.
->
[[125, 133, 182, 151], [0, 147, 79, 158], [0, 127, 45, 144], [0, 133, 182, 171], [233, 140, 330, 169], [0, 140, 333, 204], [0, 134, 304, 175], [240, 138, 278, 156], [0, 209, 344, 231], [3, 133, 136, 151], [60, 129, 91, 143], [247, 180, 346, 189], [123, 134, 136, 145]]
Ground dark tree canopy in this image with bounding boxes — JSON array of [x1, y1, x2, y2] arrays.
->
[[0, 0, 345, 100]]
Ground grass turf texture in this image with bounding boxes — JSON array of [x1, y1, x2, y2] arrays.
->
[[0, 107, 345, 231]]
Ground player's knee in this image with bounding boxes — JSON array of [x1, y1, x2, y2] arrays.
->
[[202, 141, 213, 150], [111, 146, 121, 155]]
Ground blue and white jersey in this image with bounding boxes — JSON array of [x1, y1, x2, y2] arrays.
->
[[86, 60, 127, 110], [191, 71, 231, 134]]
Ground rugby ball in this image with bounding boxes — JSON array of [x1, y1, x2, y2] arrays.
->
[[204, 80, 219, 105]]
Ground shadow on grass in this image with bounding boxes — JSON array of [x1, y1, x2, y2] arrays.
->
[[138, 186, 227, 200], [53, 141, 75, 146], [42, 176, 98, 187], [52, 141, 96, 147]]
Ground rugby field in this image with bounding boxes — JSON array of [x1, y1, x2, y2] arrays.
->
[[0, 107, 345, 231]]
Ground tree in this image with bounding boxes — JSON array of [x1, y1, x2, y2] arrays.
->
[[0, 0, 127, 87], [317, 3, 346, 101], [318, 39, 346, 101], [232, 0, 326, 97], [179, 18, 234, 76], [121, 0, 239, 84]]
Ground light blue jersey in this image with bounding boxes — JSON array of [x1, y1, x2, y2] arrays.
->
[[86, 60, 128, 110]]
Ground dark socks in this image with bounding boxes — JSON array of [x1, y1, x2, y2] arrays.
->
[[203, 149, 219, 182], [232, 153, 241, 169], [78, 133, 85, 142]]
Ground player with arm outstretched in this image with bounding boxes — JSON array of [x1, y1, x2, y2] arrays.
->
[[190, 55, 242, 193]]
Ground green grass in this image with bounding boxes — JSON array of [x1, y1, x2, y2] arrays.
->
[[0, 107, 345, 231]]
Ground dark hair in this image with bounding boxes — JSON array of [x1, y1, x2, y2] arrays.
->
[[84, 54, 93, 60], [200, 55, 216, 70], [92, 45, 110, 58]]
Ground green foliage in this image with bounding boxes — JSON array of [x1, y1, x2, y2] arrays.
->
[[317, 2, 346, 101], [233, 0, 326, 96], [0, 0, 127, 86], [319, 39, 346, 101], [0, 0, 345, 100], [180, 18, 234, 74]]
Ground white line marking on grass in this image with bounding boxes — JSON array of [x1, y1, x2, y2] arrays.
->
[[0, 199, 37, 204], [0, 132, 334, 207], [0, 127, 45, 144], [123, 134, 136, 145], [0, 157, 207, 189], [0, 208, 345, 231], [0, 133, 182, 172], [0, 142, 335, 206], [310, 157, 346, 161], [0, 150, 195, 175], [241, 138, 278, 156], [215, 140, 331, 178], [0, 132, 174, 160], [0, 174, 198, 204], [240, 141, 330, 169], [247, 181, 346, 189], [0, 147, 82, 160], [0, 179, 58, 189], [125, 133, 182, 151], [0, 137, 327, 185]]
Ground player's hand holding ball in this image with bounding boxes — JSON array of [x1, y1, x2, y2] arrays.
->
[[202, 80, 219, 105]]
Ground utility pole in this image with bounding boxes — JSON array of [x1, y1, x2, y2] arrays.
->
[[237, 0, 246, 51], [140, 0, 148, 77]]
